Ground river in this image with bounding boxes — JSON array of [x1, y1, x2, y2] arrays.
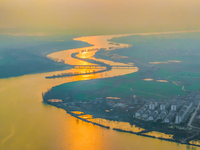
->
[[0, 32, 199, 150]]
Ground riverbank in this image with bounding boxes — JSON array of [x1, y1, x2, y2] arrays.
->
[[0, 34, 91, 78], [42, 32, 200, 148], [45, 52, 112, 79], [3, 32, 200, 150], [45, 69, 107, 79], [43, 100, 200, 147]]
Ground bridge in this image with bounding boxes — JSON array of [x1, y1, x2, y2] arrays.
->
[[72, 65, 135, 69]]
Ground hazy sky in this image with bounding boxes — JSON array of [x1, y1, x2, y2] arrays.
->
[[1, 0, 200, 35]]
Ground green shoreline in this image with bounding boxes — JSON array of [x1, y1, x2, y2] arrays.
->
[[0, 34, 92, 79]]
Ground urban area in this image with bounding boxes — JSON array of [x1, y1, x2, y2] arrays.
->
[[45, 91, 200, 131]]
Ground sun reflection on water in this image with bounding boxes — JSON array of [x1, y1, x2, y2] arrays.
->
[[71, 111, 84, 115], [84, 117, 144, 133], [143, 131, 173, 139]]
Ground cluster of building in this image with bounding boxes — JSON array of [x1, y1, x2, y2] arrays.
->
[[48, 90, 200, 126], [135, 91, 200, 124], [106, 97, 136, 112]]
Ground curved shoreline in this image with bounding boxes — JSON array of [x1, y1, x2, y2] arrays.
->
[[45, 69, 108, 79], [45, 52, 112, 79], [43, 31, 200, 148], [67, 110, 110, 129], [44, 100, 200, 148]]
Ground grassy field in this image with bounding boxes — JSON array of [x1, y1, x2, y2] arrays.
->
[[46, 70, 187, 101], [96, 33, 200, 69]]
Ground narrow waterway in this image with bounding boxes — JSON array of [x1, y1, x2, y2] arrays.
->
[[0, 32, 199, 150]]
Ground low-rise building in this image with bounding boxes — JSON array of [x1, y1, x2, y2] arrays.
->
[[142, 110, 152, 119], [135, 110, 144, 117], [116, 102, 126, 107], [148, 110, 159, 121], [108, 100, 115, 106], [164, 111, 176, 123], [135, 103, 149, 117], [157, 110, 168, 121]]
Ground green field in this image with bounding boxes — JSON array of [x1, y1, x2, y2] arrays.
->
[[46, 71, 188, 101], [45, 32, 200, 101]]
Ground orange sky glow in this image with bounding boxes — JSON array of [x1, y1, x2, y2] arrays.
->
[[1, 0, 200, 35]]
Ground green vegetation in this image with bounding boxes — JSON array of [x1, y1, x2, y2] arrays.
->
[[46, 70, 187, 101], [0, 34, 91, 78], [46, 32, 200, 100], [96, 33, 200, 69]]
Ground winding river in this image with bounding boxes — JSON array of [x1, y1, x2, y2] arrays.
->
[[0, 32, 199, 150]]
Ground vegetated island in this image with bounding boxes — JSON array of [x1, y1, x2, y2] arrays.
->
[[45, 51, 111, 79]]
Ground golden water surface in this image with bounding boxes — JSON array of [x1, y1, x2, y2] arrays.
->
[[0, 32, 199, 150]]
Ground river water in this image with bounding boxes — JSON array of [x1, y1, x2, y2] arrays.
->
[[0, 33, 198, 150]]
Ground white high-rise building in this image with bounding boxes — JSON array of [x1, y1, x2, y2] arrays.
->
[[160, 104, 166, 111], [171, 105, 177, 111], [160, 101, 169, 111], [175, 115, 182, 123], [149, 103, 155, 110]]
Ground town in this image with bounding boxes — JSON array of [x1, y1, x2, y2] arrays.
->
[[44, 90, 200, 132], [135, 92, 200, 130], [43, 86, 200, 145]]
